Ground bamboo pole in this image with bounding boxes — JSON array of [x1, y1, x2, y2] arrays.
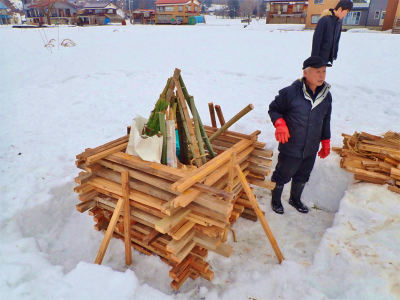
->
[[190, 96, 207, 165], [179, 75, 216, 158], [159, 112, 167, 165], [209, 104, 254, 142], [175, 98, 189, 165], [177, 99, 199, 166], [235, 164, 284, 263]]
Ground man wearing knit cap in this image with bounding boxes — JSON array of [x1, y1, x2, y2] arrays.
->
[[268, 56, 332, 214]]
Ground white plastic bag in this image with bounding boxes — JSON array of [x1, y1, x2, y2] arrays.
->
[[125, 115, 163, 163]]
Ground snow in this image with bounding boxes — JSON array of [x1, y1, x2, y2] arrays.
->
[[1, 17, 400, 300]]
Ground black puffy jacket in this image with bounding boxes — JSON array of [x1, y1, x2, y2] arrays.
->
[[311, 9, 342, 63], [268, 79, 332, 158]]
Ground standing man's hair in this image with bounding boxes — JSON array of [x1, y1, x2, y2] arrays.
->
[[334, 0, 353, 11]]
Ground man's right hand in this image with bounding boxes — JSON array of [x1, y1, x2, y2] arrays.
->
[[274, 118, 290, 144]]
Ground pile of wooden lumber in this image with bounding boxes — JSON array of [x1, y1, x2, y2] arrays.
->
[[74, 69, 283, 290], [333, 131, 400, 194]]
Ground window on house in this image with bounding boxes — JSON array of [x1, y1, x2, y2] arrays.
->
[[165, 6, 173, 11], [66, 9, 71, 17], [314, 0, 323, 4], [344, 11, 361, 25], [282, 5, 288, 12], [194, 6, 197, 12], [107, 9, 113, 14], [187, 6, 191, 12], [311, 15, 320, 24], [178, 5, 183, 12], [374, 11, 380, 19], [176, 16, 183, 21], [157, 7, 165, 12]]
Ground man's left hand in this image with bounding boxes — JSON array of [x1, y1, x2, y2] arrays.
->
[[318, 139, 330, 159]]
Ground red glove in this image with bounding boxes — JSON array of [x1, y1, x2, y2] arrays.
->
[[318, 139, 330, 159], [274, 118, 290, 144]]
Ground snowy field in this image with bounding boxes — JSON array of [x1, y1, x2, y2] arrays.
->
[[1, 16, 399, 300]]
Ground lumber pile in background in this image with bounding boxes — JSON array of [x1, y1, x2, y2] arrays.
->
[[74, 69, 278, 290], [333, 131, 400, 194]]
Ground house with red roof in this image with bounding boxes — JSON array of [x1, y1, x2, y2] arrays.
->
[[154, 0, 201, 24], [24, 0, 80, 25]]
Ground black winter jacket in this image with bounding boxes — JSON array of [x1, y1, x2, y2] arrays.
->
[[268, 79, 332, 158], [311, 9, 342, 63]]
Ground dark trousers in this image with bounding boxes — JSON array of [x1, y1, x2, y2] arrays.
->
[[271, 152, 317, 185]]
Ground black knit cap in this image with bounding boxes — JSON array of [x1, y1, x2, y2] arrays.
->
[[302, 56, 332, 70]]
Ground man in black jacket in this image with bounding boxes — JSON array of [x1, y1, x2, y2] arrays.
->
[[268, 56, 332, 214], [311, 0, 353, 64]]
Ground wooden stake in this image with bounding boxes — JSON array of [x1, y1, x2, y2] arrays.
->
[[215, 105, 225, 126], [94, 197, 125, 265], [208, 102, 217, 128], [234, 164, 284, 263], [121, 171, 132, 266]]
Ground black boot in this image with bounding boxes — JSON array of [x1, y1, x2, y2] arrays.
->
[[271, 184, 284, 214], [289, 181, 309, 213]]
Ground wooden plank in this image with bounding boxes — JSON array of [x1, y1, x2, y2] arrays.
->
[[388, 185, 400, 194], [171, 139, 253, 192], [247, 178, 276, 190], [354, 174, 387, 185], [247, 155, 272, 167], [357, 144, 400, 155], [142, 229, 162, 245], [192, 232, 220, 250], [171, 220, 195, 241], [170, 240, 196, 263], [86, 142, 129, 164], [75, 172, 95, 185], [76, 200, 96, 213], [76, 134, 129, 159], [94, 197, 125, 265], [235, 164, 284, 263], [78, 189, 99, 202], [167, 230, 195, 254], [169, 255, 195, 280], [345, 166, 392, 181], [155, 208, 191, 234], [121, 171, 132, 266]]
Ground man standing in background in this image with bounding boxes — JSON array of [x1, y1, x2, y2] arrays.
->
[[311, 0, 353, 64]]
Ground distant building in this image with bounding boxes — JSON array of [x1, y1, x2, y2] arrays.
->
[[264, 0, 308, 24], [79, 1, 124, 25], [154, 0, 201, 24], [24, 0, 80, 25], [0, 2, 15, 25], [131, 9, 156, 24]]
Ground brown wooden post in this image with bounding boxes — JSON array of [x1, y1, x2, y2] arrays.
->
[[215, 105, 225, 126], [208, 102, 217, 128], [121, 171, 132, 266], [235, 164, 285, 264], [94, 197, 125, 265]]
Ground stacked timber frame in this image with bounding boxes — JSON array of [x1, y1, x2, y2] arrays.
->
[[74, 69, 283, 290]]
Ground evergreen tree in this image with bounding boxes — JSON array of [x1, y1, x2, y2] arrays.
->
[[228, 0, 240, 18]]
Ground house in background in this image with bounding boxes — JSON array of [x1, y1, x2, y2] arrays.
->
[[23, 0, 80, 25], [265, 0, 308, 24], [0, 2, 15, 24], [131, 9, 156, 24], [79, 1, 124, 25], [154, 0, 201, 24]]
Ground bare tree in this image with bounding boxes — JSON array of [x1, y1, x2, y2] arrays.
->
[[32, 0, 63, 25]]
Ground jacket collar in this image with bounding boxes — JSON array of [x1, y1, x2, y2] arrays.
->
[[299, 78, 331, 110]]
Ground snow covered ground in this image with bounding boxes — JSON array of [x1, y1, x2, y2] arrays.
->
[[0, 17, 399, 300]]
